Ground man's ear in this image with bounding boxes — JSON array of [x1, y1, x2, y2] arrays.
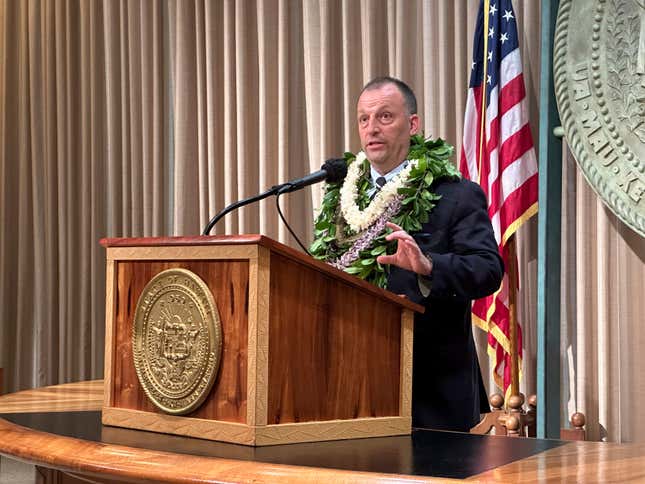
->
[[409, 114, 420, 135]]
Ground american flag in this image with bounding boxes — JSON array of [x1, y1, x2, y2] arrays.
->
[[459, 0, 538, 394]]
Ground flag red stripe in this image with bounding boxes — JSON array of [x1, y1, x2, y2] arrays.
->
[[498, 173, 538, 231], [459, 145, 468, 176], [500, 124, 534, 171], [487, 125, 535, 212], [499, 74, 526, 116], [486, 115, 500, 158]]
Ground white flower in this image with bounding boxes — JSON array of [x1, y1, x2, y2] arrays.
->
[[340, 151, 415, 232]]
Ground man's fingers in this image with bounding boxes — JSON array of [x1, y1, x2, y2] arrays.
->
[[385, 230, 415, 242], [376, 254, 395, 265], [385, 221, 403, 231]]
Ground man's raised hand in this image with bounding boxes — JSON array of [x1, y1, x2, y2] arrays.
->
[[376, 222, 433, 276]]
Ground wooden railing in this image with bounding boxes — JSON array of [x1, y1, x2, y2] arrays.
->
[[470, 393, 586, 441]]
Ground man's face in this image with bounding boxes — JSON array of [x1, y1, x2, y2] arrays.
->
[[357, 83, 419, 175]]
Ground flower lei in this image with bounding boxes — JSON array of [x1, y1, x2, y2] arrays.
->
[[309, 134, 460, 288], [340, 151, 414, 233]]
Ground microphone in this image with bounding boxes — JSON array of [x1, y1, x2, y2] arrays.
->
[[202, 158, 348, 235], [272, 158, 347, 194]]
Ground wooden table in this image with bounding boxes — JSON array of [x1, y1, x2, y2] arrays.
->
[[1, 381, 645, 483]]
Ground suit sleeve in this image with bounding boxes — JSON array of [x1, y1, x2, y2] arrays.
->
[[425, 181, 504, 301]]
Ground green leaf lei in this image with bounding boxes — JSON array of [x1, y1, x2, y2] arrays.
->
[[309, 134, 460, 288]]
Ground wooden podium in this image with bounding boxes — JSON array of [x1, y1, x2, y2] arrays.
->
[[100, 235, 422, 446]]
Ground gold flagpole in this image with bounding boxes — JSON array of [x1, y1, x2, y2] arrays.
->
[[478, 0, 520, 399], [508, 235, 520, 397], [477, 0, 491, 183]]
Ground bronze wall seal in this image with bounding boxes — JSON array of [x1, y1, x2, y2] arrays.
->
[[555, 0, 645, 236]]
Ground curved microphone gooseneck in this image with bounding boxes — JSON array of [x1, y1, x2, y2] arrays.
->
[[201, 188, 277, 236], [201, 159, 348, 245]]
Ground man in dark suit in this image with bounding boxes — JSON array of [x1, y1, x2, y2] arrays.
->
[[358, 76, 504, 432]]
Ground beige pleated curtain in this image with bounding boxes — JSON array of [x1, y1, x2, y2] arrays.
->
[[1, 0, 643, 443]]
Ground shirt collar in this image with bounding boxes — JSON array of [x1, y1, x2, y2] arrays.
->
[[370, 160, 409, 186]]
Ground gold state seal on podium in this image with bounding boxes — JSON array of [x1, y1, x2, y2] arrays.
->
[[132, 268, 223, 415]]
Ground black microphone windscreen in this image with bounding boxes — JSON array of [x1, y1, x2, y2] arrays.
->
[[321, 158, 348, 183]]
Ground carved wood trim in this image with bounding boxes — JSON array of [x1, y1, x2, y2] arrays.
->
[[246, 246, 270, 427], [102, 407, 256, 445], [103, 259, 116, 409], [106, 245, 258, 261], [101, 408, 409, 447], [246, 254, 259, 427], [255, 417, 411, 446], [399, 310, 414, 418]]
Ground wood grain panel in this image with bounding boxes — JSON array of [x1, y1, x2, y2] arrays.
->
[[110, 260, 249, 423], [267, 253, 401, 424], [101, 235, 424, 313]]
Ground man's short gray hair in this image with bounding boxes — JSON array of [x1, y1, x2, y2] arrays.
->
[[360, 76, 418, 115]]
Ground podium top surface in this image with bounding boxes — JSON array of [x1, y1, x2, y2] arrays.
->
[[100, 235, 424, 313]]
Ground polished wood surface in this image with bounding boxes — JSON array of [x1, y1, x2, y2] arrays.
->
[[101, 234, 268, 247], [0, 382, 430, 483], [473, 439, 645, 483], [0, 416, 432, 484], [267, 252, 401, 423], [111, 260, 249, 422], [102, 237, 416, 445], [0, 380, 102, 413], [3, 381, 645, 483], [101, 235, 424, 313]]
